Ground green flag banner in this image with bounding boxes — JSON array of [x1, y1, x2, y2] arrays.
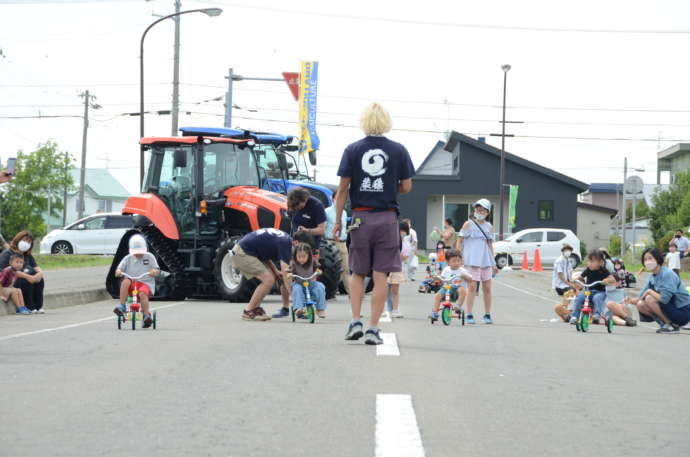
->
[[509, 185, 519, 229]]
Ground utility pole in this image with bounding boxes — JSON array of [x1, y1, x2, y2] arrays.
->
[[224, 67, 234, 128], [621, 157, 627, 259], [78, 91, 99, 220], [62, 151, 68, 227], [170, 0, 181, 135]]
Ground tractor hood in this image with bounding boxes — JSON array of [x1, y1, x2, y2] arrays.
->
[[223, 186, 287, 210]]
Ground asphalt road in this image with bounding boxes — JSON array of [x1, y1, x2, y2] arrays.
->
[[1, 270, 689, 457]]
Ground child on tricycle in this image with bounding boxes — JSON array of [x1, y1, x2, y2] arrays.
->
[[429, 249, 472, 323], [289, 242, 326, 319], [113, 234, 160, 328]]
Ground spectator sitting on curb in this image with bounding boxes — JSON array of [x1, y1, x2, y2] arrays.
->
[[0, 231, 45, 313]]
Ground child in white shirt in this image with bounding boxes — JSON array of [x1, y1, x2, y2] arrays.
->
[[665, 242, 681, 276], [429, 249, 472, 322]]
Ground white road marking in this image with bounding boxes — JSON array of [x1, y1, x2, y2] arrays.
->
[[494, 279, 554, 303], [375, 394, 425, 457], [0, 302, 184, 342], [377, 332, 400, 356]]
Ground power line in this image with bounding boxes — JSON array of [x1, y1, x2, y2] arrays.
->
[[180, 110, 690, 142], [191, 1, 690, 35]]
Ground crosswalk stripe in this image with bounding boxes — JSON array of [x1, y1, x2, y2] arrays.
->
[[375, 394, 425, 457], [377, 332, 400, 356]]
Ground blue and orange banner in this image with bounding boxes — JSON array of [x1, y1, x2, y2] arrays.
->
[[298, 61, 319, 155]]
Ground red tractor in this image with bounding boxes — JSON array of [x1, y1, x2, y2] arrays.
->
[[106, 131, 341, 301]]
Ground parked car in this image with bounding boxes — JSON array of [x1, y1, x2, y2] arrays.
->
[[493, 228, 581, 269], [40, 213, 133, 255]]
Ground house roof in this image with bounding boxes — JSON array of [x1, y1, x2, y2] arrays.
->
[[424, 131, 589, 192], [577, 201, 617, 214], [658, 143, 690, 160], [586, 183, 623, 193], [69, 168, 130, 199]]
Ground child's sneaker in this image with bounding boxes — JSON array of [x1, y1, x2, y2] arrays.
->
[[483, 314, 493, 324], [272, 307, 290, 318], [16, 306, 31, 315], [569, 316, 577, 325], [143, 314, 153, 328], [592, 314, 601, 324], [466, 314, 476, 324], [429, 312, 439, 323], [113, 304, 126, 317]]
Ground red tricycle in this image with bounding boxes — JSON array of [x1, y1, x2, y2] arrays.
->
[[117, 273, 157, 331]]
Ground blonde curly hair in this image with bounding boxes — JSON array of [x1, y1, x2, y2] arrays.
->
[[360, 102, 392, 136]]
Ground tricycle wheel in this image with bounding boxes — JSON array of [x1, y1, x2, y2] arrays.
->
[[461, 310, 465, 326], [606, 316, 613, 333], [581, 314, 589, 332], [117, 315, 122, 330], [576, 318, 582, 332], [152, 311, 157, 330], [307, 305, 315, 324], [131, 312, 136, 330], [441, 307, 451, 326]]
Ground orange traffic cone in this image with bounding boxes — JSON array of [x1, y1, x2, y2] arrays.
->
[[532, 248, 543, 272], [521, 252, 529, 270]]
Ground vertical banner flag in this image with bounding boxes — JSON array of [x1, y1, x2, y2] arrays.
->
[[298, 61, 319, 155], [509, 185, 519, 229]]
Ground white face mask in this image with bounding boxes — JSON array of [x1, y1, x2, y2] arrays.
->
[[563, 250, 572, 257], [644, 260, 657, 272], [474, 211, 487, 221], [18, 240, 31, 252]]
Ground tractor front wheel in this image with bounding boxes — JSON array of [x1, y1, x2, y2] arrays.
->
[[214, 239, 258, 302]]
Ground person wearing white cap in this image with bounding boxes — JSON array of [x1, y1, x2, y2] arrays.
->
[[456, 198, 497, 324], [113, 234, 160, 328]]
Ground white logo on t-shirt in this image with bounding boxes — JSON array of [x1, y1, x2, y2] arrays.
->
[[360, 149, 388, 192]]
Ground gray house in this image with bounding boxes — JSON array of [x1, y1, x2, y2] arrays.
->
[[399, 132, 589, 250]]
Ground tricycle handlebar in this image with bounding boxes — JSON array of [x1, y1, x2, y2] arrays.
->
[[575, 279, 604, 287], [121, 273, 150, 280], [293, 272, 319, 281]]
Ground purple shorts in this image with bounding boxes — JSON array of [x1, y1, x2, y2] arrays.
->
[[349, 210, 401, 275]]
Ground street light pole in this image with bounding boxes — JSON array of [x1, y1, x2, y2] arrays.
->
[[224, 69, 286, 128], [498, 64, 511, 240], [171, 0, 182, 136], [139, 7, 222, 187]]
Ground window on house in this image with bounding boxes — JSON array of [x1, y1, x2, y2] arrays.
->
[[538, 200, 554, 221], [98, 200, 112, 212]]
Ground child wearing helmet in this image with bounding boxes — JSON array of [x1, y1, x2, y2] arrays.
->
[[113, 234, 160, 328]]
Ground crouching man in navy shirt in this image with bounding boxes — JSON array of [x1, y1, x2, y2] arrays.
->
[[288, 187, 327, 254], [333, 102, 415, 345]]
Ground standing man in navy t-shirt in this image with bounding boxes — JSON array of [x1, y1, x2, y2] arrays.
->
[[333, 102, 415, 345]]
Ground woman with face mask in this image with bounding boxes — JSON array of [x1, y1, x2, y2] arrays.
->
[[0, 230, 45, 313], [627, 247, 690, 333], [457, 199, 497, 324]]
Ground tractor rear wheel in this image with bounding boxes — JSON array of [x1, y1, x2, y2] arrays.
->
[[319, 240, 342, 300], [214, 238, 257, 302]]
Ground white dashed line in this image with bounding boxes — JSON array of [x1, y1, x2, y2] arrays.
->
[[0, 302, 185, 342], [375, 394, 426, 457], [377, 332, 400, 356]]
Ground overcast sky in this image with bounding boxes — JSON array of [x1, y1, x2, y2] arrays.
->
[[1, 0, 689, 193]]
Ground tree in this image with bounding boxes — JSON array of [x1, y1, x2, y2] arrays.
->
[[625, 199, 648, 223], [0, 142, 74, 238], [647, 171, 690, 242]]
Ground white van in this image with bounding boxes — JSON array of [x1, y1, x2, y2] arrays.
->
[[40, 213, 133, 255], [492, 228, 581, 269]]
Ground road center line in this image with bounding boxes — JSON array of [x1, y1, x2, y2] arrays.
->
[[0, 302, 184, 342], [375, 394, 425, 457], [377, 332, 400, 356]]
